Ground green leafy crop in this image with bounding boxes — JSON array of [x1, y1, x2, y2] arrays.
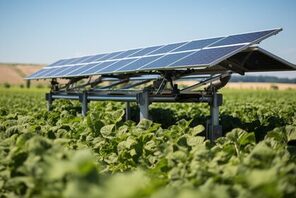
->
[[0, 88, 296, 197]]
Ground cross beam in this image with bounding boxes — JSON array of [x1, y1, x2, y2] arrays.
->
[[46, 90, 222, 141], [45, 72, 230, 141]]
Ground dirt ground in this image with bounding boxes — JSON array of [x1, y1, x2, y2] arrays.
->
[[177, 80, 296, 90], [225, 82, 296, 90], [0, 66, 24, 84], [0, 64, 44, 85]]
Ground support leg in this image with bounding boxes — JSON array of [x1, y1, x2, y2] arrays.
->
[[125, 102, 131, 121], [81, 92, 88, 116], [26, 80, 31, 88], [207, 92, 223, 141], [45, 93, 53, 111], [137, 91, 150, 120]]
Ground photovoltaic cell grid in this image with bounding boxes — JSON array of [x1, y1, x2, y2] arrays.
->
[[27, 29, 281, 79]]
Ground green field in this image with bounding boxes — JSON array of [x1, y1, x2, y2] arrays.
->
[[0, 87, 296, 197]]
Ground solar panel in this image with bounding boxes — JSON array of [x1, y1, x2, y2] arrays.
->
[[111, 48, 142, 59], [129, 45, 163, 57], [66, 63, 99, 76], [209, 29, 276, 47], [69, 56, 92, 64], [81, 54, 108, 63], [80, 61, 117, 75], [52, 66, 75, 77], [116, 55, 162, 72], [78, 55, 95, 63], [140, 51, 195, 70], [46, 67, 64, 76], [148, 42, 187, 55], [99, 58, 138, 74], [168, 45, 245, 69], [66, 57, 83, 65], [26, 28, 285, 80], [171, 37, 223, 52], [33, 68, 56, 78], [99, 51, 124, 61], [57, 58, 76, 66], [47, 59, 65, 67], [28, 69, 49, 78]]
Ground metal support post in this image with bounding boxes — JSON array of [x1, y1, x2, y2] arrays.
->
[[26, 80, 31, 88], [125, 102, 131, 121], [80, 91, 88, 116], [206, 92, 223, 141], [136, 91, 150, 120], [45, 93, 53, 111]]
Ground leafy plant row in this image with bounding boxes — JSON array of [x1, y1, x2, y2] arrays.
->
[[0, 88, 296, 197]]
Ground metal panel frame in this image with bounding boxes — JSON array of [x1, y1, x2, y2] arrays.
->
[[26, 28, 285, 80]]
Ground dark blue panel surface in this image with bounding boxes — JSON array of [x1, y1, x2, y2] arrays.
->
[[57, 58, 78, 66], [169, 45, 244, 68], [140, 51, 194, 70], [46, 59, 65, 67], [210, 30, 275, 47], [28, 69, 49, 78], [66, 58, 81, 65], [172, 37, 223, 52], [36, 69, 57, 77], [68, 56, 92, 64], [99, 51, 124, 61], [48, 67, 72, 77], [99, 58, 137, 73], [79, 55, 97, 63], [63, 65, 87, 76], [130, 46, 163, 57], [45, 68, 65, 77], [111, 49, 142, 59], [51, 66, 74, 77], [149, 42, 187, 55], [36, 68, 60, 78], [32, 70, 50, 78], [83, 53, 108, 63], [48, 59, 72, 67], [67, 63, 98, 76], [27, 28, 282, 80], [51, 66, 73, 76], [117, 55, 162, 72], [81, 61, 117, 75]]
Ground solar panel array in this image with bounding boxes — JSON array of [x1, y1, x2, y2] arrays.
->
[[27, 29, 281, 80]]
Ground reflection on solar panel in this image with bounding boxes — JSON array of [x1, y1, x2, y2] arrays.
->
[[168, 45, 245, 69], [140, 51, 195, 70], [117, 55, 163, 72], [171, 37, 223, 52], [26, 28, 286, 80], [209, 30, 276, 47]]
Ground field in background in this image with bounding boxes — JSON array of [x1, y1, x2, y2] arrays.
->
[[225, 82, 296, 90], [1, 63, 296, 91], [0, 63, 45, 86], [178, 81, 296, 90]]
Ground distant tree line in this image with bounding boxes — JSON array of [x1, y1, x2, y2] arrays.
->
[[230, 75, 296, 84]]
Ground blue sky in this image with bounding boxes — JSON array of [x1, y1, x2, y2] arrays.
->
[[0, 0, 295, 78]]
